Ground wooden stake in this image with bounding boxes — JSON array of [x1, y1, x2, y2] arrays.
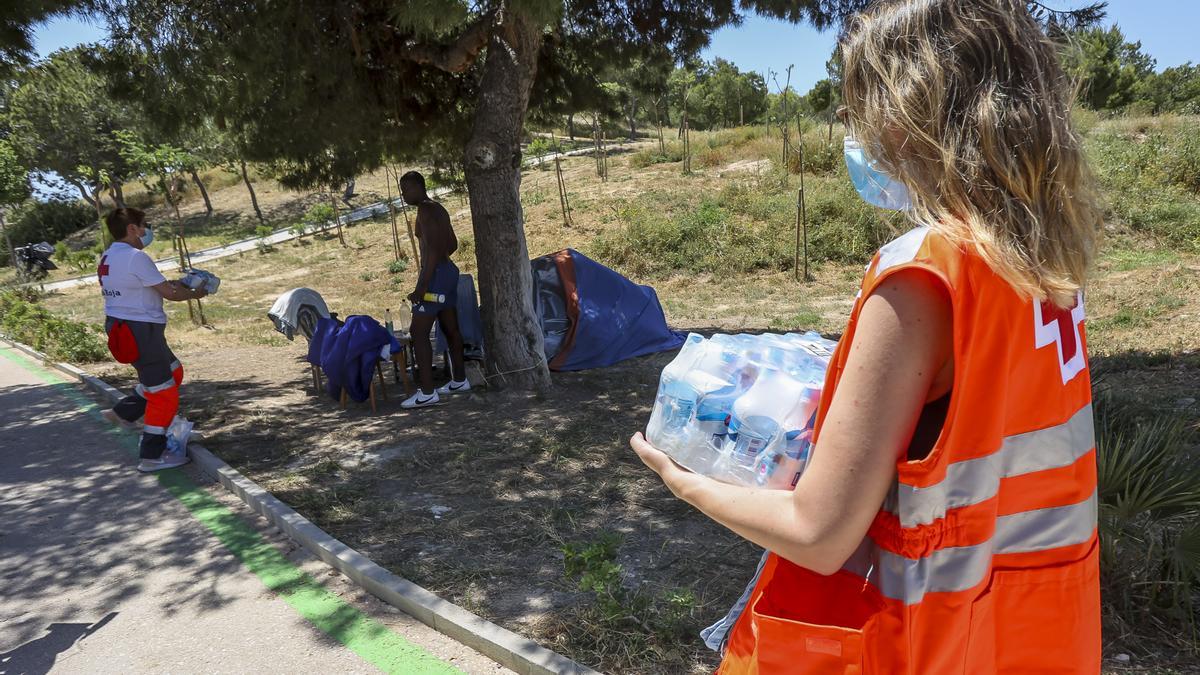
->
[[555, 155, 572, 227], [654, 97, 665, 155], [682, 85, 692, 175], [796, 131, 809, 283], [329, 191, 346, 247], [384, 164, 401, 261]]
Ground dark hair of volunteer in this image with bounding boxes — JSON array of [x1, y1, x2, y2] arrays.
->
[[630, 0, 1102, 672], [98, 207, 209, 473]]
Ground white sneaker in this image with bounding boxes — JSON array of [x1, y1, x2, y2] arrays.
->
[[137, 453, 190, 473], [401, 390, 440, 409], [102, 408, 142, 430], [436, 379, 471, 396]]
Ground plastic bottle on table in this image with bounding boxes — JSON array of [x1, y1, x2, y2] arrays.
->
[[397, 301, 412, 335], [384, 308, 394, 334]]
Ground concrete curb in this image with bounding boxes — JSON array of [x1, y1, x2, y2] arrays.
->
[[0, 336, 601, 675]]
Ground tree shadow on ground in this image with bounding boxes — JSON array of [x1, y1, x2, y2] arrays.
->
[[0, 377, 354, 661], [152, 334, 761, 673]]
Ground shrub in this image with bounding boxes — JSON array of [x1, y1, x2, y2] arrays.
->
[[301, 203, 335, 232], [590, 176, 899, 278], [629, 143, 686, 169], [697, 146, 726, 169], [4, 200, 95, 252], [1095, 392, 1200, 650], [1086, 121, 1200, 249], [784, 137, 841, 175], [53, 241, 100, 273], [0, 290, 107, 362], [527, 137, 556, 159], [387, 259, 409, 274]]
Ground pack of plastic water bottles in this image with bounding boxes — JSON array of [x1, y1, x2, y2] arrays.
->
[[646, 332, 837, 489], [180, 268, 221, 295]]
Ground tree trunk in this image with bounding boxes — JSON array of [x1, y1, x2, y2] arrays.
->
[[71, 179, 98, 210], [1, 211, 16, 270], [653, 99, 665, 154], [567, 113, 575, 141], [113, 182, 127, 208], [190, 170, 213, 216], [627, 96, 637, 139], [463, 9, 551, 392], [239, 159, 265, 225]]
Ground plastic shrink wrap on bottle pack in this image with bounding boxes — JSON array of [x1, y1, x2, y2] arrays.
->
[[646, 331, 836, 489]]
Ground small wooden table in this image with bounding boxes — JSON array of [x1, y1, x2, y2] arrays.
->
[[390, 332, 415, 398]]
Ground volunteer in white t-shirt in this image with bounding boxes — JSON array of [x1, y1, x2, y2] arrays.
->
[[98, 208, 208, 472]]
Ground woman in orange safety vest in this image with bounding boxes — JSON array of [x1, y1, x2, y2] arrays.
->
[[630, 0, 1103, 672]]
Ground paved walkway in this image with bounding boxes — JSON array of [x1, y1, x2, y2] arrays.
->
[[0, 346, 509, 674]]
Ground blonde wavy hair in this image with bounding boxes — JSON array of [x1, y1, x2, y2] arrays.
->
[[841, 0, 1100, 308]]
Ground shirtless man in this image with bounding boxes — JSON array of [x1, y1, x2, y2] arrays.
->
[[399, 171, 468, 408]]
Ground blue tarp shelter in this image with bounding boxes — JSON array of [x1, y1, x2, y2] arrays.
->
[[531, 249, 684, 371]]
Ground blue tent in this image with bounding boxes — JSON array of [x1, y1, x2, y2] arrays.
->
[[532, 249, 685, 371]]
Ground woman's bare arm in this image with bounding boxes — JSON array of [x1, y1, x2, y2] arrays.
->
[[631, 268, 952, 574]]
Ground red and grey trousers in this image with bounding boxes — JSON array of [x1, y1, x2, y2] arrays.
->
[[105, 317, 184, 459]]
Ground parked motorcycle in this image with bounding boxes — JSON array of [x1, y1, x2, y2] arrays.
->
[[13, 242, 57, 282]]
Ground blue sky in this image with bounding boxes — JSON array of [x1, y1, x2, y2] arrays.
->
[[700, 0, 1198, 94], [31, 1, 1200, 96]]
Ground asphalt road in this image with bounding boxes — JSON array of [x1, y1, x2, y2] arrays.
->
[[0, 345, 510, 675]]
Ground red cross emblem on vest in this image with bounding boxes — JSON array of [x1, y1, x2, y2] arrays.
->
[[97, 255, 110, 284], [1033, 292, 1087, 385]]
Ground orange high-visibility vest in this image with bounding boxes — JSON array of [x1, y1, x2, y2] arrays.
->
[[718, 226, 1100, 674]]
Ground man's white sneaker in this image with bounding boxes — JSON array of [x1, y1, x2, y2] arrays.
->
[[401, 390, 440, 409], [137, 453, 190, 473], [436, 379, 471, 396], [102, 408, 142, 430]]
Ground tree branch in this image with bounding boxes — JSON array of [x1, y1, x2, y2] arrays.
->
[[394, 12, 494, 74]]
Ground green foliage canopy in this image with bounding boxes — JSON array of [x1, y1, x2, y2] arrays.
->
[[5, 47, 136, 203]]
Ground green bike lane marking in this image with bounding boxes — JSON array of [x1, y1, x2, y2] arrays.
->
[[0, 346, 463, 675]]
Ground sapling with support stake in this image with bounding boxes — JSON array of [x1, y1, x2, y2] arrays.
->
[[555, 153, 573, 228], [383, 163, 403, 262], [795, 117, 811, 283]]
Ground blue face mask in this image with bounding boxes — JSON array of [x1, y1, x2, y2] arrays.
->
[[139, 226, 154, 248], [844, 136, 911, 211]]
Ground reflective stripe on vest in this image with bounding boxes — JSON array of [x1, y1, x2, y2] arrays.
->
[[890, 403, 1095, 528], [844, 492, 1097, 605]]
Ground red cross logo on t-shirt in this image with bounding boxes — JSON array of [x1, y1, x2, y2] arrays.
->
[[1033, 292, 1087, 385], [97, 255, 110, 284]]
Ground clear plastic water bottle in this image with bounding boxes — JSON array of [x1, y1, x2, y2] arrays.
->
[[690, 345, 751, 471], [721, 368, 806, 485], [646, 334, 707, 453], [757, 386, 821, 489]]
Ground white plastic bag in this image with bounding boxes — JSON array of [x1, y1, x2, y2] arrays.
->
[[166, 416, 194, 456]]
